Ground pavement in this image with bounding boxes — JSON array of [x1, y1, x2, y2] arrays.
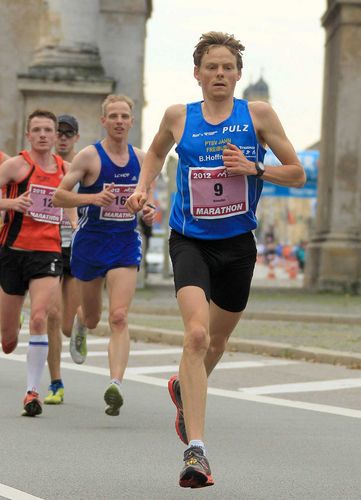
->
[[89, 262, 361, 370]]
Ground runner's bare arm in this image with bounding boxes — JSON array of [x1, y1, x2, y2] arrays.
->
[[0, 157, 18, 187], [0, 152, 10, 164], [132, 147, 157, 225], [126, 105, 182, 213], [252, 102, 305, 187], [53, 147, 115, 208], [224, 102, 305, 187], [0, 157, 33, 212]]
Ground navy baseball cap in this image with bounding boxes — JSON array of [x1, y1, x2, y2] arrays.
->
[[58, 114, 79, 133]]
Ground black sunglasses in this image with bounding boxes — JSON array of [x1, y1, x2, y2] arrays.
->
[[57, 129, 76, 138]]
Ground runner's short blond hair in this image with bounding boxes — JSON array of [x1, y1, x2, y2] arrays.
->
[[101, 94, 134, 116]]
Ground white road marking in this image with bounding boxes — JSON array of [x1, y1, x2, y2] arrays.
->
[[2, 353, 361, 420], [239, 378, 361, 395], [0, 483, 44, 499], [125, 359, 298, 374], [60, 349, 183, 359], [15, 342, 183, 356]]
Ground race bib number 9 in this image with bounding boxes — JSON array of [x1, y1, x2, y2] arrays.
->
[[100, 183, 136, 221], [27, 184, 63, 225], [189, 166, 248, 219]]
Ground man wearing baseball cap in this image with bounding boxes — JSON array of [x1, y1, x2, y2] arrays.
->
[[55, 115, 79, 161], [44, 114, 81, 405]]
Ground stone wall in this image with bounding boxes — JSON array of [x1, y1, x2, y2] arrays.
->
[[0, 0, 41, 153], [0, 0, 151, 154]]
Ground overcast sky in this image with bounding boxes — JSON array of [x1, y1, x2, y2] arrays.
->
[[142, 0, 326, 152]]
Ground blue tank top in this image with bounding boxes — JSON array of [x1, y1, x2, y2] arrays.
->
[[76, 141, 140, 233], [170, 98, 266, 239]]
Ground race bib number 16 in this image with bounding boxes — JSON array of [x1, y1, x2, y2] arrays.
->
[[189, 166, 249, 219], [100, 183, 136, 221]]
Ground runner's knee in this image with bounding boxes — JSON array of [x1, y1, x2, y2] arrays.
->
[[61, 323, 72, 338], [109, 307, 128, 331], [183, 324, 209, 354], [82, 311, 101, 329], [30, 310, 47, 333]]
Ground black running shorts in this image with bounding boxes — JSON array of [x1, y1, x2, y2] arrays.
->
[[0, 246, 62, 295], [61, 246, 73, 277], [169, 229, 257, 313]]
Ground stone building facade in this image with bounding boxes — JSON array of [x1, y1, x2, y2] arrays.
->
[[0, 0, 152, 153], [304, 0, 361, 293]]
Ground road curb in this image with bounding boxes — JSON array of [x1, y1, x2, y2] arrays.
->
[[92, 322, 361, 369], [129, 306, 361, 325]]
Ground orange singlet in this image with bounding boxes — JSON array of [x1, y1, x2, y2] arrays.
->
[[0, 151, 7, 198], [0, 150, 65, 252]]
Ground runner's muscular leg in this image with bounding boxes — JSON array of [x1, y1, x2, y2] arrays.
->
[[47, 283, 62, 380], [0, 289, 25, 348], [29, 276, 61, 335], [61, 275, 81, 337], [204, 302, 242, 376], [78, 277, 103, 329], [177, 285, 210, 442], [106, 266, 137, 380]]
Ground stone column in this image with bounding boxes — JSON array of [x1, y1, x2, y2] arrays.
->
[[30, 0, 104, 77], [98, 0, 152, 147], [304, 0, 361, 293], [17, 0, 114, 151]]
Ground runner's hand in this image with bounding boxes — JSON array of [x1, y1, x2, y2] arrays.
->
[[141, 203, 156, 226], [11, 190, 33, 213], [223, 143, 255, 176], [93, 183, 116, 207], [126, 190, 148, 214]]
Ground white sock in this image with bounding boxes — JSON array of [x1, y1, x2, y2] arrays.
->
[[188, 440, 206, 455], [110, 378, 122, 389], [26, 334, 48, 393]]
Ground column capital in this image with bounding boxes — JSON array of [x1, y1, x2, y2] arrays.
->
[[322, 0, 361, 30], [28, 0, 105, 79], [100, 0, 152, 17]]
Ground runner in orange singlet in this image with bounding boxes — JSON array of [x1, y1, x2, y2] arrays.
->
[[0, 109, 70, 417], [0, 151, 10, 229]]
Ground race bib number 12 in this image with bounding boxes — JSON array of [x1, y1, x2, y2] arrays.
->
[[27, 184, 63, 225]]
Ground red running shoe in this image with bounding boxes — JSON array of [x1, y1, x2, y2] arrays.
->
[[179, 446, 214, 488], [2, 337, 18, 354], [168, 375, 188, 444], [22, 391, 42, 417]]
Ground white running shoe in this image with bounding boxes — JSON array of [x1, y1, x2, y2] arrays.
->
[[69, 316, 87, 364]]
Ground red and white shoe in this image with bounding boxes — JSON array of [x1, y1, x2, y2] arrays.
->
[[22, 391, 42, 417]]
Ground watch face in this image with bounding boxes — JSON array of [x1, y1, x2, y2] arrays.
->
[[256, 162, 265, 176]]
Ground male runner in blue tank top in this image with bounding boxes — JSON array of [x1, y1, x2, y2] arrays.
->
[[126, 32, 306, 488], [53, 95, 156, 416]]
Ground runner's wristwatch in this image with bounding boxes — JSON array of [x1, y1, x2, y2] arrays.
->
[[255, 161, 265, 178]]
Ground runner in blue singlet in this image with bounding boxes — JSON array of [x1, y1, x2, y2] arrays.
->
[[126, 32, 306, 489], [53, 95, 156, 416]]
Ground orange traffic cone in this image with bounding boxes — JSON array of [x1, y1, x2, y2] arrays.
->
[[288, 261, 298, 279], [267, 261, 276, 279]]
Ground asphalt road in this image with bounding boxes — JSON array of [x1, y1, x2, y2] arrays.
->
[[1, 321, 361, 499]]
